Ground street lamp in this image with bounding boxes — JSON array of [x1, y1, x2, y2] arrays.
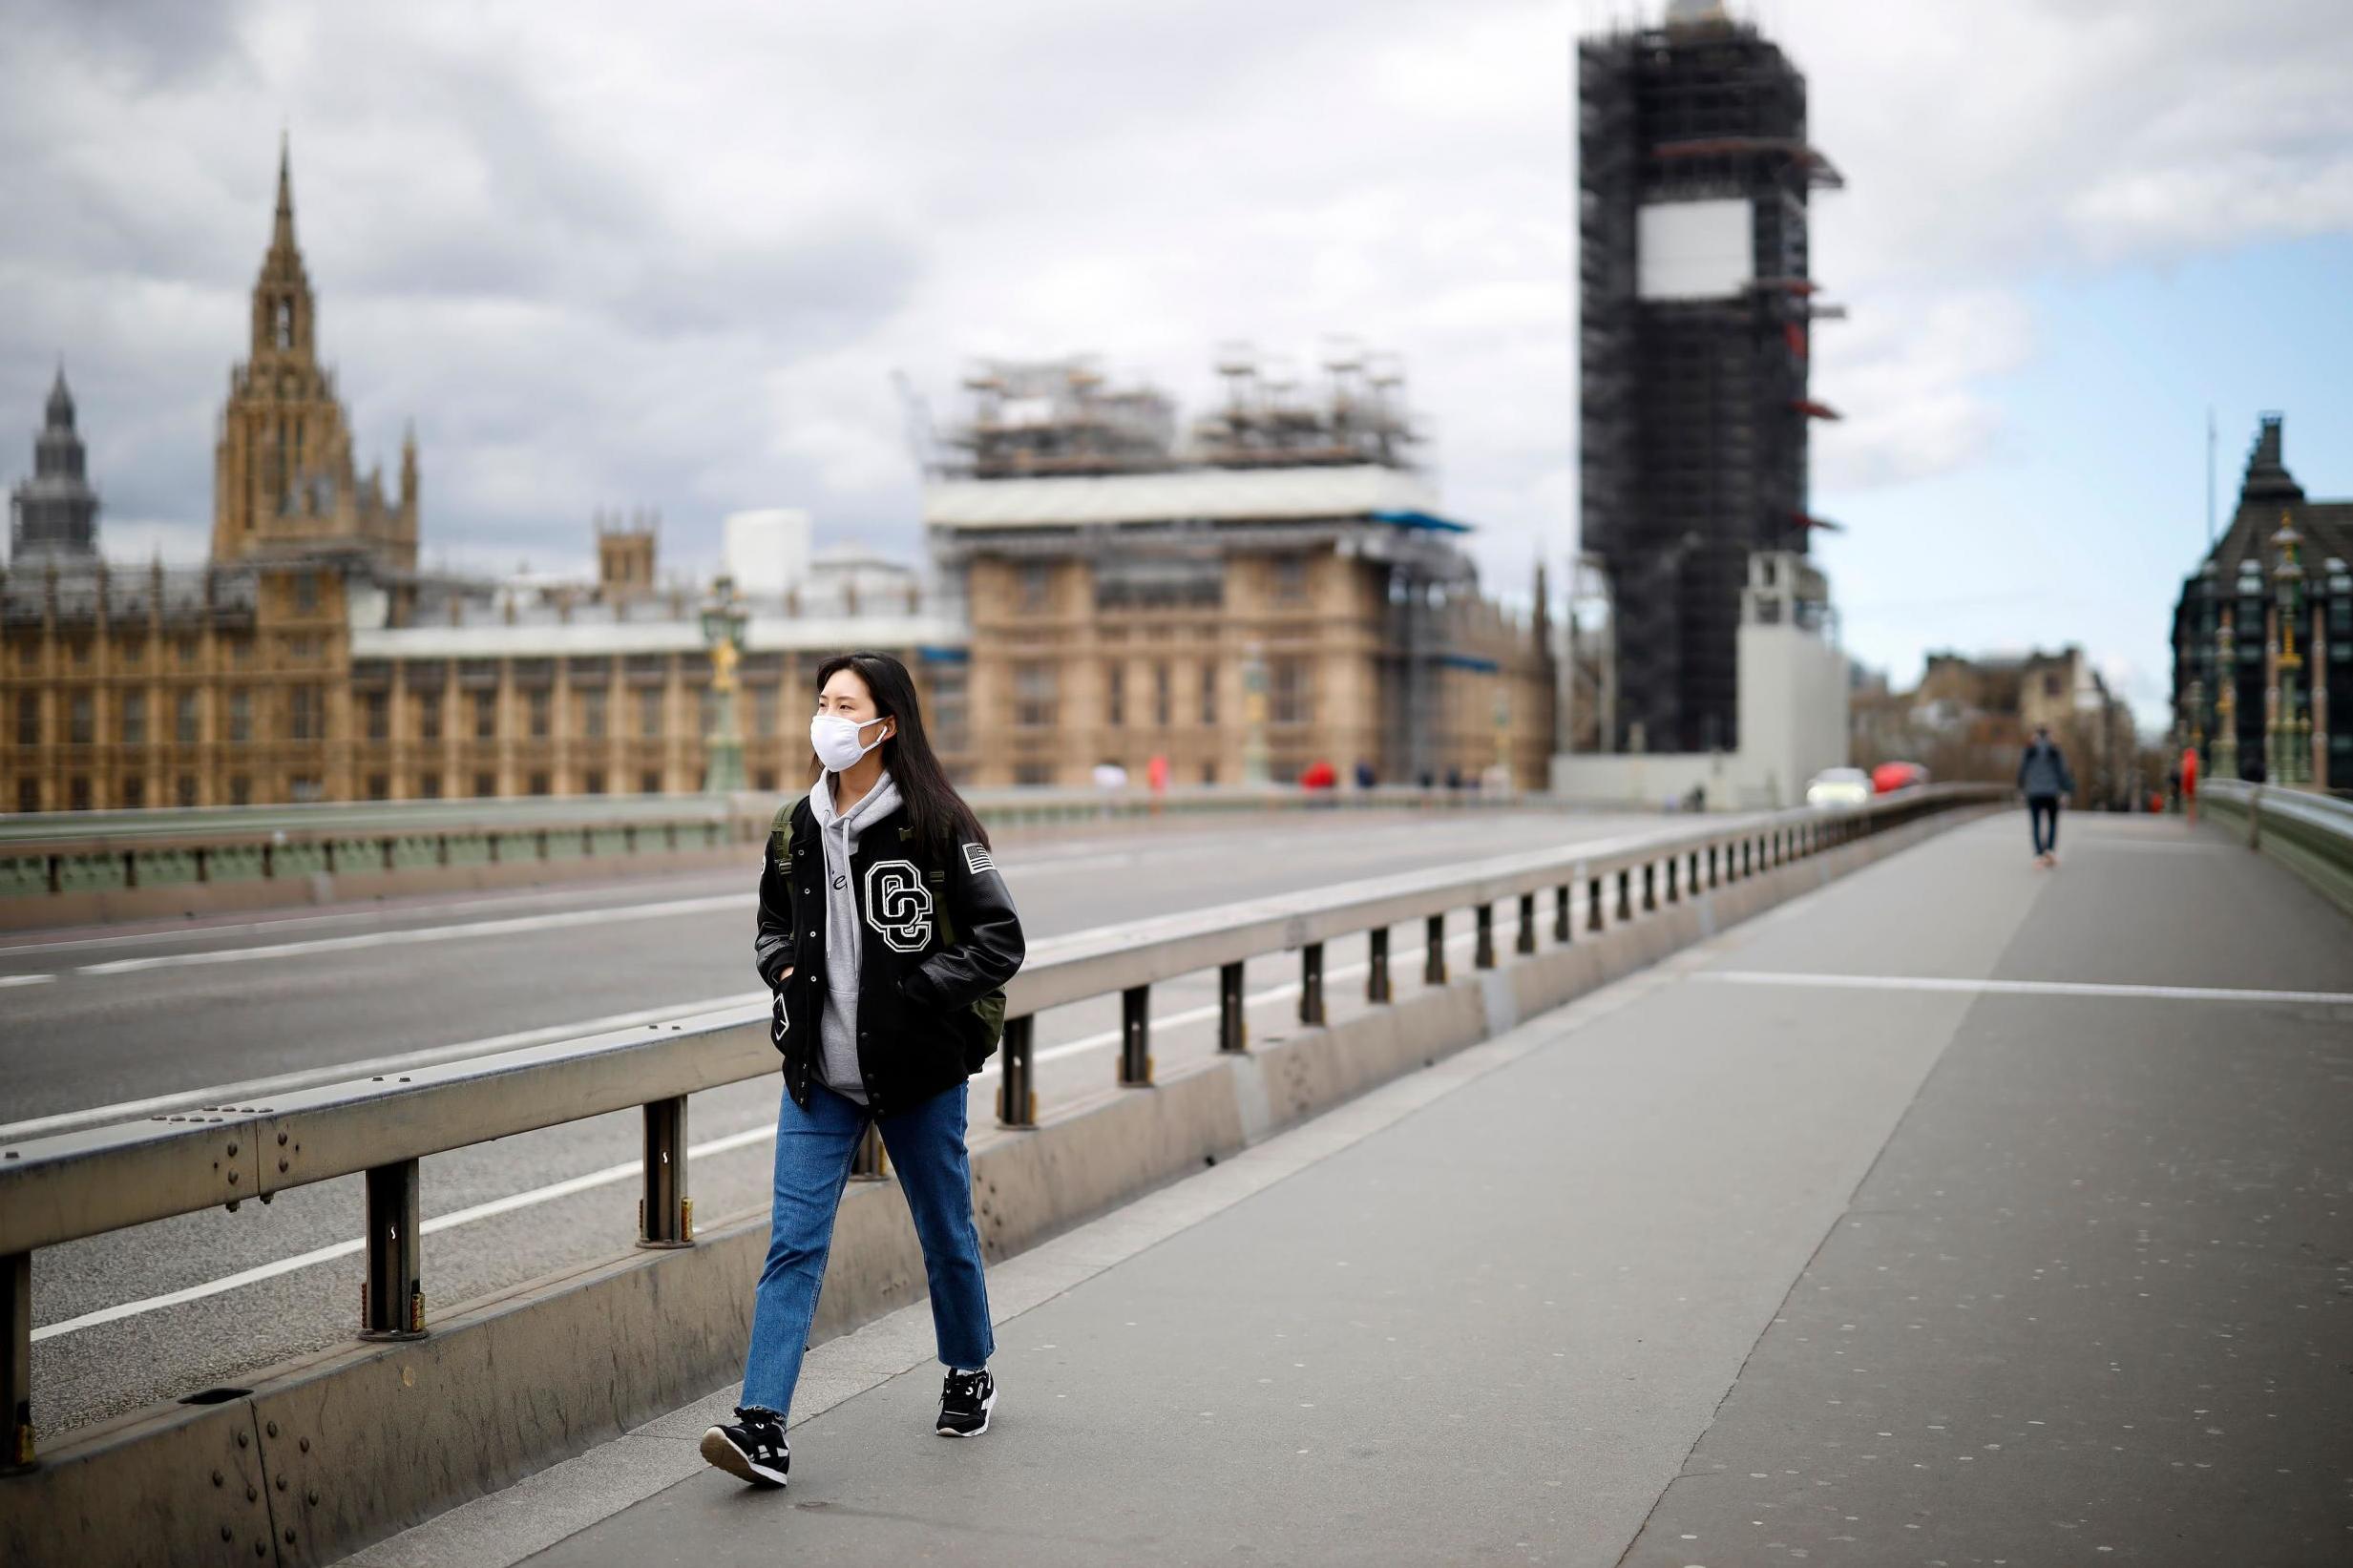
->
[[699, 574, 748, 794]]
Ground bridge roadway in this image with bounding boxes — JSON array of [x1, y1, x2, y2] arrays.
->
[[4, 807, 1673, 1438], [352, 810, 2353, 1568]]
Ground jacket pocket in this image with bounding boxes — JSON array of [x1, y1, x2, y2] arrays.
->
[[954, 990, 1007, 1073], [769, 986, 790, 1053]]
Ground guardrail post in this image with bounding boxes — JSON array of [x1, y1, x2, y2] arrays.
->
[[1615, 869, 1632, 923], [1425, 913, 1447, 985], [1689, 849, 1701, 890], [123, 849, 137, 889], [1553, 886, 1571, 944], [1121, 985, 1152, 1086], [1517, 892, 1538, 955], [1220, 961, 1250, 1048], [1642, 862, 1657, 912], [998, 1014, 1036, 1126], [381, 835, 396, 871], [4, 1250, 29, 1471], [1365, 933, 1391, 1004], [1475, 903, 1496, 969], [1665, 857, 1679, 903], [851, 1122, 888, 1181], [640, 1097, 695, 1243], [1707, 846, 1719, 888], [1589, 877, 1605, 931], [360, 1159, 426, 1341], [1299, 943, 1326, 1025]]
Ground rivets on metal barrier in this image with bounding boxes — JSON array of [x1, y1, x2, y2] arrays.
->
[[276, 1474, 287, 1492], [221, 1525, 234, 1542], [265, 1420, 278, 1438], [278, 1132, 288, 1146], [212, 1469, 224, 1487], [226, 1170, 239, 1185], [284, 1528, 298, 1545], [307, 1487, 320, 1506], [299, 1436, 310, 1453], [226, 1141, 239, 1156]]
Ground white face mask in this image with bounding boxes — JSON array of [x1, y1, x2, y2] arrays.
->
[[810, 712, 888, 772]]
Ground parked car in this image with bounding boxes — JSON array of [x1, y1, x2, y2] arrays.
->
[[1871, 761, 1930, 794], [1805, 766, 1874, 809]]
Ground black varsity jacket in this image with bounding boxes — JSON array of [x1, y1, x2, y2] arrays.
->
[[753, 793, 1024, 1116]]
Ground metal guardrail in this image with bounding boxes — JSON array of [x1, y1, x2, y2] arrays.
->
[[2198, 780, 2353, 919], [0, 784, 1545, 904], [0, 783, 2002, 1468]]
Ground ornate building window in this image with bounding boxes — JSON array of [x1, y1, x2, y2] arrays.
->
[[289, 686, 322, 742], [14, 693, 36, 747], [582, 689, 607, 740], [274, 299, 293, 350], [70, 693, 94, 745], [121, 692, 146, 746], [1271, 659, 1311, 726], [228, 689, 252, 743], [418, 690, 442, 742], [473, 689, 497, 740], [1014, 663, 1057, 729]]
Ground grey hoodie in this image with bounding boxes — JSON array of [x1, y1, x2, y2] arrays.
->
[[807, 768, 903, 1104]]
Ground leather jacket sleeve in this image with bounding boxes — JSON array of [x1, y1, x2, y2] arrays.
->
[[752, 805, 797, 988], [903, 838, 1024, 1010]]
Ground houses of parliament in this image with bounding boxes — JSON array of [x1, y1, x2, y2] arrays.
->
[[3, 143, 1557, 815]]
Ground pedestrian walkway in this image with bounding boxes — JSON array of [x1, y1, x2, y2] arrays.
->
[[349, 811, 2353, 1567]]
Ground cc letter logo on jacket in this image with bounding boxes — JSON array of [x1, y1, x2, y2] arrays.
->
[[862, 859, 934, 952]]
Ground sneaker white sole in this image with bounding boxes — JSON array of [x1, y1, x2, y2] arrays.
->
[[936, 1388, 997, 1437], [700, 1427, 788, 1488]]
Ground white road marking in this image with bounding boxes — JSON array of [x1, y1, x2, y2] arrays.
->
[[31, 1121, 783, 1343], [29, 927, 1509, 1340], [0, 973, 55, 990], [1699, 970, 2353, 1007], [75, 893, 757, 974]]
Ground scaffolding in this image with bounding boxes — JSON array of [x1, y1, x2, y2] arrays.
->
[[1190, 341, 1418, 470], [940, 358, 1178, 478], [1578, 7, 1842, 755]]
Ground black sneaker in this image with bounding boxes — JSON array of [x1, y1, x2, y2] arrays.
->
[[701, 1406, 789, 1487], [936, 1367, 996, 1437]]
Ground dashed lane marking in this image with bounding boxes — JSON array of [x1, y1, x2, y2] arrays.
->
[[1700, 970, 2353, 1007]]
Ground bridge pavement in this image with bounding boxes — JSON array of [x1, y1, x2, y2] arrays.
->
[[349, 810, 2353, 1567]]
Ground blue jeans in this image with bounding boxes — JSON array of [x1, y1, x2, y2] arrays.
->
[[2028, 795, 2060, 856], [740, 1079, 994, 1418]]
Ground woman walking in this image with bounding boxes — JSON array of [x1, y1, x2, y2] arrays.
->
[[702, 651, 1024, 1489]]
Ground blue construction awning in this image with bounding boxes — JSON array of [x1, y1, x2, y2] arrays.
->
[[1372, 508, 1474, 534]]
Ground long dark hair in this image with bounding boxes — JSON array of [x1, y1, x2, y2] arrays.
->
[[810, 651, 990, 853]]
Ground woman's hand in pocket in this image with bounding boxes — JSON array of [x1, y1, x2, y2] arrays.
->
[[772, 966, 794, 987]]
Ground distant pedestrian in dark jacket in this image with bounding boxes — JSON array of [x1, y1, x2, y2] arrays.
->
[[2017, 724, 2075, 867]]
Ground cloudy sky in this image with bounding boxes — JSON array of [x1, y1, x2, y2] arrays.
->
[[4, 0, 2349, 728]]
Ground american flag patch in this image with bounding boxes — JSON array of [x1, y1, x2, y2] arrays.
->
[[962, 843, 995, 875]]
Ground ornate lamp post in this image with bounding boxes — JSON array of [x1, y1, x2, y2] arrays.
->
[[2273, 514, 2308, 785], [2214, 602, 2237, 782], [699, 574, 748, 794], [1240, 639, 1269, 786]]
